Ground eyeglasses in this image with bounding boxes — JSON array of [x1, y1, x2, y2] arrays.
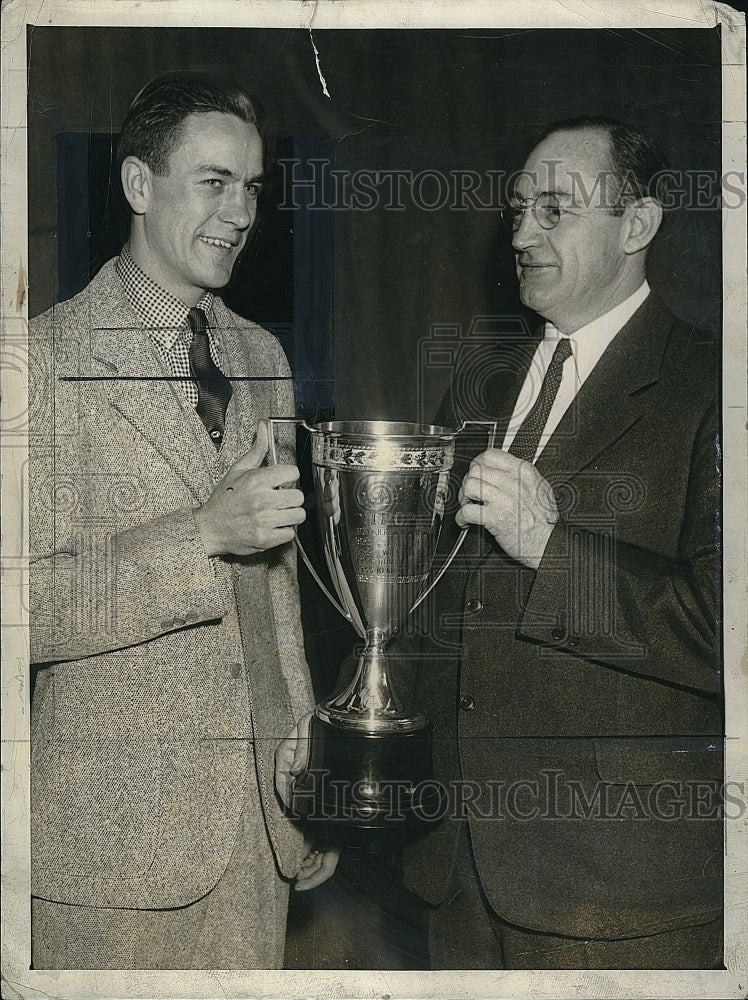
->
[[502, 193, 563, 232], [502, 192, 631, 232]]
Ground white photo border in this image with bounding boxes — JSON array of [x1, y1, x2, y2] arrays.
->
[[2, 2, 745, 998]]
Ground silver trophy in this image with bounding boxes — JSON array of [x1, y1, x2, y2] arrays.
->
[[270, 418, 493, 825]]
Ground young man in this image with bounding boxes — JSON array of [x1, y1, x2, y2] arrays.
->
[[29, 72, 337, 970], [401, 116, 722, 969]]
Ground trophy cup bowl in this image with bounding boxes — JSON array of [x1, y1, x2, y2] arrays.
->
[[270, 418, 483, 826]]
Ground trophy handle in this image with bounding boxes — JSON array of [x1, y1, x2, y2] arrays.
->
[[409, 419, 498, 614], [267, 417, 357, 628]]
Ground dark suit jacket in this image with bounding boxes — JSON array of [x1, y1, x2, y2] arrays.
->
[[400, 294, 723, 940]]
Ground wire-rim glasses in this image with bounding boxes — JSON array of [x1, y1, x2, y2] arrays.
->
[[502, 193, 563, 232]]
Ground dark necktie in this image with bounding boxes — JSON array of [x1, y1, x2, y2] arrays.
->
[[508, 335, 573, 463], [187, 307, 233, 448]]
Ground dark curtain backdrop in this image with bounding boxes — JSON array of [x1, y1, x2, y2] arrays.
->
[[27, 24, 722, 970]]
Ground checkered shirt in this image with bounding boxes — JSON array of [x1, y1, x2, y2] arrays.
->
[[116, 244, 228, 408]]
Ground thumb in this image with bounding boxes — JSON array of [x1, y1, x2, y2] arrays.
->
[[237, 418, 271, 471], [291, 712, 312, 776]]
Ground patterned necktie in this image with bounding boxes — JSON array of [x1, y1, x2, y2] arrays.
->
[[508, 335, 572, 463], [187, 307, 233, 448]]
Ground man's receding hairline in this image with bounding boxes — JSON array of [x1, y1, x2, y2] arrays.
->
[[529, 123, 616, 174]]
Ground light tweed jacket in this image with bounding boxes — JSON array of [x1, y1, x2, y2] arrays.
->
[[29, 259, 314, 909]]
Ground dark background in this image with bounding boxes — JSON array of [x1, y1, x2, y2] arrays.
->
[[27, 25, 722, 969]]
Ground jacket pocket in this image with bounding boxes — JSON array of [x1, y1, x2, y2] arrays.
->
[[31, 735, 161, 878], [594, 736, 723, 785]]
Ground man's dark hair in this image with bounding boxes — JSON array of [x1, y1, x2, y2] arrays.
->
[[539, 114, 670, 212], [117, 71, 261, 175]]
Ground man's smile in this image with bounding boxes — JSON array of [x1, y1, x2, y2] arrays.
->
[[518, 262, 558, 278], [199, 235, 239, 250], [517, 256, 557, 270]]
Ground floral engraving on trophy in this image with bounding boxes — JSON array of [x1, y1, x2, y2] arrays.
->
[[319, 440, 449, 471]]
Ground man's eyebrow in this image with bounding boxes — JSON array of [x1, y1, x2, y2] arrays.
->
[[195, 164, 265, 184], [537, 188, 573, 198], [512, 187, 573, 200]]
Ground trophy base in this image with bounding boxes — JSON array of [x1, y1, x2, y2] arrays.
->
[[292, 714, 445, 827]]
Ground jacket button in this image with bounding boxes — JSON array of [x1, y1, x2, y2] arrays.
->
[[230, 662, 242, 679], [185, 611, 199, 622], [551, 628, 564, 641], [210, 429, 223, 441], [460, 695, 475, 711], [569, 634, 581, 647], [172, 617, 187, 628], [161, 619, 174, 630], [465, 598, 483, 613]]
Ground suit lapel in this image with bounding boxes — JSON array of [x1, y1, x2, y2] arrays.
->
[[85, 264, 215, 502], [452, 326, 541, 562], [458, 295, 674, 569], [479, 328, 543, 446], [535, 295, 674, 483], [211, 299, 259, 473]]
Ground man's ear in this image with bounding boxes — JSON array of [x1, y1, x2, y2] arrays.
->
[[121, 156, 152, 215], [622, 197, 663, 255]]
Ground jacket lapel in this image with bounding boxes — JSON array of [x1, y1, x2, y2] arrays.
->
[[535, 294, 674, 483], [458, 295, 674, 570], [211, 299, 259, 473], [85, 263, 215, 502], [450, 326, 541, 563], [476, 328, 543, 446]]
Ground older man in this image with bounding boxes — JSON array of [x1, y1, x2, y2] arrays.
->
[[401, 116, 722, 969], [29, 72, 337, 970]]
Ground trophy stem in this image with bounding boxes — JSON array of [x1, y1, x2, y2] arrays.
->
[[318, 628, 427, 734]]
